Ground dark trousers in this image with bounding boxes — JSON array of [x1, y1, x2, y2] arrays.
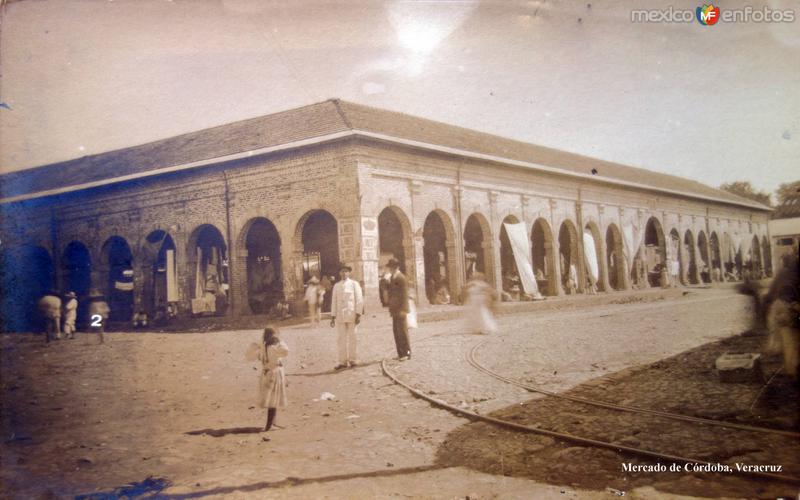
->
[[392, 314, 411, 358]]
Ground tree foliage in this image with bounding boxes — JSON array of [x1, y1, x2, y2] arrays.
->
[[775, 180, 800, 205], [719, 181, 772, 207]]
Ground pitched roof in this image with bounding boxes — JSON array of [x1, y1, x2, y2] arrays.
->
[[0, 99, 770, 210]]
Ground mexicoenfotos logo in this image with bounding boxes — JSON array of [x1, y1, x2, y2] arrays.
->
[[632, 4, 795, 24], [696, 4, 720, 25]]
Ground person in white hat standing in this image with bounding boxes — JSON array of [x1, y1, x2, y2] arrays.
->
[[62, 291, 78, 339], [329, 263, 363, 369]]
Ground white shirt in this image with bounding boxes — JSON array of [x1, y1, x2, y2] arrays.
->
[[331, 278, 364, 323]]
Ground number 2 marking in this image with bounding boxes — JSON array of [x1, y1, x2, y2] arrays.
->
[[91, 315, 103, 327]]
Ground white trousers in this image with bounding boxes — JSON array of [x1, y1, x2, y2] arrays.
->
[[337, 321, 357, 364]]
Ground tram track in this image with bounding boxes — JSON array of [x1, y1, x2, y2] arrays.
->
[[467, 339, 800, 439], [380, 340, 800, 486]]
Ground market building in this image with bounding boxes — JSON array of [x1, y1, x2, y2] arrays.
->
[[0, 99, 773, 331]]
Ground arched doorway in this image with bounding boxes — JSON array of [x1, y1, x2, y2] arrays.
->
[[244, 218, 283, 314], [101, 236, 134, 322], [584, 222, 604, 292], [668, 229, 682, 287], [378, 207, 413, 276], [422, 210, 455, 304], [709, 232, 722, 281], [187, 224, 228, 316], [142, 230, 178, 318], [697, 231, 711, 283], [63, 241, 92, 297], [606, 224, 626, 291], [644, 217, 666, 287], [297, 209, 339, 312], [749, 235, 762, 279], [684, 230, 698, 284], [761, 236, 772, 277], [558, 220, 579, 294], [499, 215, 521, 296], [531, 218, 556, 296], [0, 245, 54, 332], [730, 234, 743, 280], [62, 241, 92, 323], [464, 213, 492, 283]]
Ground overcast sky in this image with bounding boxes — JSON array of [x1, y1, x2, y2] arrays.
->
[[1, 0, 798, 196]]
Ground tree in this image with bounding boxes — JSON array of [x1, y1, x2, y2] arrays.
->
[[775, 180, 800, 205], [719, 181, 772, 207]]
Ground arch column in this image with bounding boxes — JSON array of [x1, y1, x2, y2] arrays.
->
[[575, 203, 586, 293], [412, 235, 426, 304], [595, 206, 611, 293], [173, 231, 189, 313], [452, 187, 466, 300], [480, 240, 495, 287], [489, 192, 503, 295], [133, 259, 148, 313], [597, 232, 611, 292], [638, 241, 650, 289], [549, 200, 565, 296], [691, 236, 702, 284], [232, 246, 249, 316]]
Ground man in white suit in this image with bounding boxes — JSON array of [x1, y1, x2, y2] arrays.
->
[[330, 263, 364, 369]]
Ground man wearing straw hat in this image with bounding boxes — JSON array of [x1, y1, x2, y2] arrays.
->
[[329, 263, 363, 369]]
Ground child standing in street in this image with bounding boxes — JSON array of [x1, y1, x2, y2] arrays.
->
[[257, 326, 289, 432]]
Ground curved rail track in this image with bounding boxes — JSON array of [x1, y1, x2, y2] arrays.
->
[[467, 339, 800, 439], [380, 338, 800, 486]]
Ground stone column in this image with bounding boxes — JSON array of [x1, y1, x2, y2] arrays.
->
[[598, 204, 611, 292], [575, 201, 586, 293], [550, 199, 565, 296], [231, 247, 249, 315], [409, 180, 427, 304], [359, 216, 380, 297], [489, 191, 503, 295]]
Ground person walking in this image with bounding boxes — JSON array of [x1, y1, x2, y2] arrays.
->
[[87, 290, 110, 344], [256, 326, 289, 432], [329, 263, 363, 369], [385, 259, 411, 360], [62, 291, 78, 339], [464, 273, 498, 335], [304, 276, 321, 325], [37, 291, 62, 343]]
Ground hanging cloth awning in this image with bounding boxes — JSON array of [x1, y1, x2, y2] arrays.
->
[[582, 230, 599, 282], [503, 222, 540, 296], [622, 223, 643, 273]]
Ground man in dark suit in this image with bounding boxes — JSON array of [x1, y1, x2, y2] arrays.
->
[[385, 259, 411, 360]]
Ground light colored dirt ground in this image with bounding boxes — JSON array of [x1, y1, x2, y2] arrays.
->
[[0, 287, 776, 498]]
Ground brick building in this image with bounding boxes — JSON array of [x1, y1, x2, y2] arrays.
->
[[0, 100, 773, 331]]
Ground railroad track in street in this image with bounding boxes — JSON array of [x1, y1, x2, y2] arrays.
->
[[380, 337, 800, 486], [467, 339, 800, 439]]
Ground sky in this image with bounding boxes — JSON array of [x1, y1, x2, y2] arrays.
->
[[1, 0, 798, 196]]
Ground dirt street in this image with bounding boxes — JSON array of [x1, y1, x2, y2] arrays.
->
[[2, 286, 794, 498]]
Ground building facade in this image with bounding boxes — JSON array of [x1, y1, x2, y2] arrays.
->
[[768, 192, 800, 272], [0, 100, 773, 331]]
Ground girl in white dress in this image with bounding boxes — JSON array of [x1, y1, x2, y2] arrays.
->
[[257, 326, 289, 431]]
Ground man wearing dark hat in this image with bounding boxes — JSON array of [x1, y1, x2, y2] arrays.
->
[[385, 259, 411, 360], [330, 263, 364, 369]]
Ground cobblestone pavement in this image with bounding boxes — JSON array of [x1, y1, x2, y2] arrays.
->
[[1, 286, 771, 498]]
